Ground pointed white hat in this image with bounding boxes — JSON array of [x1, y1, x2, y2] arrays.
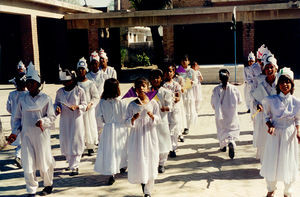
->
[[17, 61, 26, 70], [90, 51, 100, 62], [99, 48, 108, 59], [263, 53, 278, 70], [77, 57, 89, 72], [256, 44, 268, 60], [248, 52, 255, 61], [26, 62, 41, 83], [59, 65, 73, 81], [278, 67, 294, 81]]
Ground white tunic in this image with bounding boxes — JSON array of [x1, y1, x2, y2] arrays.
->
[[155, 87, 172, 154], [86, 71, 105, 97], [12, 92, 56, 173], [94, 98, 128, 175], [178, 67, 197, 128], [125, 100, 160, 184], [77, 80, 100, 147], [54, 86, 87, 156], [174, 76, 187, 131], [260, 93, 300, 184], [211, 83, 242, 143], [100, 66, 117, 80], [244, 65, 254, 110], [163, 80, 181, 136], [251, 78, 277, 159]]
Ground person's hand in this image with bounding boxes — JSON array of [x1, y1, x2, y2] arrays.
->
[[55, 106, 61, 115], [147, 111, 154, 121], [174, 97, 180, 103], [86, 103, 93, 111], [131, 113, 140, 125], [7, 134, 17, 144], [35, 120, 44, 132], [161, 106, 170, 112], [267, 126, 275, 136], [257, 104, 263, 111], [69, 105, 79, 111]]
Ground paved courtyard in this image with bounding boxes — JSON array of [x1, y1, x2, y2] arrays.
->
[[1, 81, 300, 197]]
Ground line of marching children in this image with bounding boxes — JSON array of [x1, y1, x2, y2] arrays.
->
[[6, 51, 203, 197], [243, 44, 300, 197]]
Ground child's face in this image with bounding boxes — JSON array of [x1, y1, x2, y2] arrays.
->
[[181, 59, 190, 68], [166, 66, 175, 80], [248, 60, 255, 66], [77, 67, 86, 77], [90, 60, 99, 73], [279, 78, 292, 95], [264, 63, 277, 77], [100, 57, 108, 68], [136, 82, 149, 96], [26, 79, 40, 93], [62, 79, 74, 88], [150, 76, 162, 88]]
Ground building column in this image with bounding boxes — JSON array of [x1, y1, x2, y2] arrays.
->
[[20, 15, 40, 73], [88, 20, 99, 54], [242, 22, 255, 61], [163, 25, 174, 62]]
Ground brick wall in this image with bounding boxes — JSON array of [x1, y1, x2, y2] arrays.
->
[[163, 25, 174, 62], [20, 15, 34, 66], [173, 0, 206, 8], [88, 20, 99, 53], [242, 22, 255, 61]]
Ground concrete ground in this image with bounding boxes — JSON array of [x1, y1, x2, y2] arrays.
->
[[1, 81, 300, 197]]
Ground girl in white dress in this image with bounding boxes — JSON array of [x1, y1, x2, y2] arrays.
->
[[211, 69, 242, 159], [191, 61, 203, 114], [149, 69, 172, 173], [244, 52, 255, 112], [260, 68, 300, 197], [94, 78, 128, 185], [55, 68, 87, 176], [125, 77, 160, 197], [7, 63, 56, 196], [163, 64, 182, 158], [76, 57, 100, 156]]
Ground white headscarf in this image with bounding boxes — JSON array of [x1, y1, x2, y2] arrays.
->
[[77, 57, 89, 72], [99, 48, 108, 60], [277, 67, 294, 81], [263, 54, 278, 70], [248, 52, 255, 61], [17, 61, 26, 70], [59, 66, 74, 81], [26, 62, 41, 83], [256, 44, 267, 60], [90, 51, 100, 62]]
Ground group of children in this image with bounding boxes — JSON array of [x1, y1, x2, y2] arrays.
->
[[5, 45, 300, 197]]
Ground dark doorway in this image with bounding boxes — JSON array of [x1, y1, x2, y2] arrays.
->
[[255, 19, 300, 77], [174, 23, 243, 65]]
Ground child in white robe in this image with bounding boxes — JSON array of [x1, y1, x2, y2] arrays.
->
[[7, 63, 56, 196], [177, 55, 197, 135], [251, 52, 277, 161], [125, 77, 160, 197], [211, 69, 242, 159], [76, 57, 100, 156], [6, 71, 27, 168], [149, 69, 172, 173], [244, 52, 256, 112], [55, 68, 87, 176], [99, 48, 117, 80], [191, 61, 203, 114], [163, 64, 182, 158], [94, 78, 128, 185], [260, 68, 300, 197]]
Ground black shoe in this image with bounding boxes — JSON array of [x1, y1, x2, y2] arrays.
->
[[178, 135, 184, 142], [220, 147, 226, 152], [87, 149, 94, 156], [108, 175, 115, 185], [144, 194, 151, 197], [141, 183, 145, 193], [169, 150, 176, 158], [228, 143, 235, 159], [65, 167, 70, 171], [120, 167, 127, 174], [69, 168, 79, 176], [26, 194, 36, 197], [158, 165, 165, 173], [247, 109, 251, 113], [183, 128, 189, 135], [40, 186, 53, 196], [15, 157, 22, 169]]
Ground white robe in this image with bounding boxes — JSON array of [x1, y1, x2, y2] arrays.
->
[[125, 99, 160, 184], [78, 80, 100, 148], [86, 71, 105, 97], [192, 69, 203, 114], [211, 83, 242, 146], [244, 65, 254, 110], [12, 92, 56, 174], [173, 76, 187, 131], [54, 86, 87, 156], [94, 98, 128, 175], [251, 78, 277, 160], [100, 66, 117, 80], [178, 67, 197, 129], [260, 93, 300, 184], [155, 87, 172, 154]]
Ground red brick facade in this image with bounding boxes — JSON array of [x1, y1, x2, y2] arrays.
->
[[242, 22, 255, 61], [163, 25, 174, 62], [88, 20, 99, 53]]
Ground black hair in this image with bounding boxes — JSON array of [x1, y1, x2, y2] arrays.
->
[[276, 75, 294, 95], [149, 69, 163, 79], [191, 61, 198, 67], [134, 77, 150, 90], [101, 78, 121, 100], [15, 72, 26, 90], [180, 54, 189, 61], [219, 69, 230, 86]]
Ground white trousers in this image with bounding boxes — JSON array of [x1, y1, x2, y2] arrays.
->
[[219, 137, 236, 149], [144, 179, 155, 195], [159, 153, 168, 166], [24, 166, 54, 194], [266, 180, 294, 197], [66, 155, 81, 170], [170, 133, 178, 151]]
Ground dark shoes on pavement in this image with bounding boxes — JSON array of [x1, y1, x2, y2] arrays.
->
[[15, 157, 22, 169], [40, 186, 53, 196], [169, 150, 176, 158], [108, 175, 115, 185], [120, 167, 127, 174], [158, 165, 165, 173], [183, 128, 189, 135], [228, 143, 235, 159], [144, 194, 151, 197], [220, 147, 226, 152], [69, 168, 79, 176], [87, 149, 94, 156], [178, 135, 184, 142]]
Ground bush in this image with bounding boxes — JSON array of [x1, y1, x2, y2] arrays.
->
[[136, 52, 151, 66]]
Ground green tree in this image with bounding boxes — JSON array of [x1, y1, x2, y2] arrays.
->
[[129, 0, 172, 66]]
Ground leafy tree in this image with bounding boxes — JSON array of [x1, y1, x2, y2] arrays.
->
[[129, 0, 172, 66]]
